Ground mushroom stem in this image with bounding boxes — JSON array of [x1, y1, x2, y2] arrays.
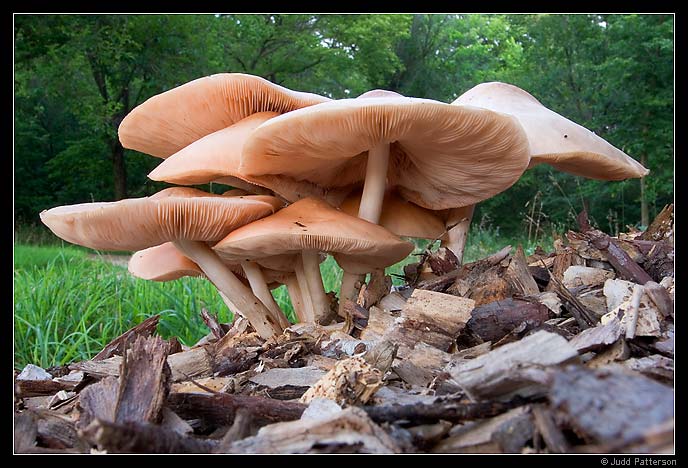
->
[[338, 270, 364, 317], [338, 143, 390, 317], [301, 250, 332, 324], [240, 260, 291, 329], [173, 239, 283, 339], [284, 276, 305, 324], [441, 204, 476, 265], [358, 143, 390, 224], [294, 256, 316, 323]]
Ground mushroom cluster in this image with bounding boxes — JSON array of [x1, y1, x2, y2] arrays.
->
[[40, 73, 648, 340]]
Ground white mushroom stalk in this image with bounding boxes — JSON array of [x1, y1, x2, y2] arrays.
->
[[39, 191, 287, 340], [440, 204, 476, 265], [174, 240, 284, 339], [240, 260, 291, 329]]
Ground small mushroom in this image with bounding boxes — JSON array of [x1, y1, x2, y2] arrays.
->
[[40, 188, 286, 339], [453, 82, 649, 179], [338, 189, 447, 241], [213, 197, 414, 323], [118, 73, 329, 158], [129, 242, 295, 329]]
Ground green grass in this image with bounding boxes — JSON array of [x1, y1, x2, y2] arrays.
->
[[13, 228, 552, 370]]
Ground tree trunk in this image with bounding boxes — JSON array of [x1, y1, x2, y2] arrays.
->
[[112, 141, 127, 201], [640, 153, 649, 227]]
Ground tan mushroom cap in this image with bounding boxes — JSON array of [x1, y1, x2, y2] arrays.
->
[[39, 191, 283, 252], [118, 73, 330, 158], [129, 242, 204, 281], [129, 242, 289, 288], [148, 112, 351, 205], [239, 96, 530, 210], [339, 189, 446, 240], [453, 82, 649, 180], [213, 197, 414, 274]]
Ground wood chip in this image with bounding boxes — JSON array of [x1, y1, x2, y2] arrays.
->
[[299, 356, 383, 406], [568, 317, 623, 353], [447, 330, 579, 400], [549, 365, 674, 446], [562, 265, 615, 289]]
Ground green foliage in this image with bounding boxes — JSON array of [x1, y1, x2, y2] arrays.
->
[[14, 13, 673, 233]]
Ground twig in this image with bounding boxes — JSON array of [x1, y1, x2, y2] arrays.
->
[[625, 284, 644, 339]]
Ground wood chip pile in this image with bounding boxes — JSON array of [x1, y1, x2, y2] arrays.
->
[[14, 205, 674, 454]]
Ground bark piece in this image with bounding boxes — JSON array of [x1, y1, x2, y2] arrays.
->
[[568, 317, 623, 353], [364, 397, 522, 426], [643, 242, 674, 283], [17, 364, 53, 380], [418, 245, 512, 293], [465, 298, 551, 343], [378, 291, 407, 312], [640, 204, 673, 243], [622, 355, 674, 384], [226, 406, 400, 454], [431, 406, 533, 453], [171, 376, 232, 394], [249, 366, 326, 400], [78, 376, 120, 429], [14, 411, 38, 453], [601, 282, 662, 337], [70, 356, 122, 378], [300, 356, 383, 406], [357, 270, 392, 309], [448, 330, 579, 400], [316, 331, 368, 359], [15, 379, 67, 398], [363, 339, 399, 375], [168, 392, 306, 428], [504, 246, 539, 296], [548, 365, 674, 446], [200, 308, 226, 340], [391, 289, 474, 351], [562, 265, 615, 289], [575, 287, 608, 318], [425, 247, 460, 276], [115, 335, 171, 424], [585, 338, 630, 368], [92, 314, 160, 361], [587, 230, 654, 284], [643, 281, 674, 319], [652, 324, 674, 356], [545, 252, 585, 292], [81, 418, 215, 454], [33, 409, 87, 451], [531, 404, 570, 453], [167, 346, 213, 382], [392, 342, 451, 387], [528, 291, 562, 315]]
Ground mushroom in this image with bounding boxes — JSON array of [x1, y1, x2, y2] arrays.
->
[[39, 188, 286, 339], [118, 73, 330, 158], [452, 82, 649, 179], [148, 111, 351, 205], [239, 91, 530, 305], [213, 197, 414, 324], [129, 242, 297, 328], [340, 191, 475, 267]]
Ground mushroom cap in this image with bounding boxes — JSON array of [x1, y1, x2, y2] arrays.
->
[[129, 242, 289, 288], [129, 242, 205, 281], [239, 95, 530, 210], [213, 197, 414, 274], [452, 82, 649, 180], [118, 73, 330, 158], [149, 112, 352, 205], [39, 190, 283, 252], [339, 189, 447, 240]]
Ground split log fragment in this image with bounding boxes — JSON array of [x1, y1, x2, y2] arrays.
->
[[300, 356, 383, 406]]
